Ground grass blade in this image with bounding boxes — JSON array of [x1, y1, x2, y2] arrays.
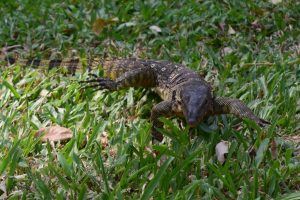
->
[[2, 80, 21, 100], [141, 157, 174, 200], [255, 138, 270, 168], [0, 140, 20, 175], [94, 143, 110, 194]]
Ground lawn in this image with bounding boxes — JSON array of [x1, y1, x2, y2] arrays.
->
[[0, 0, 299, 199]]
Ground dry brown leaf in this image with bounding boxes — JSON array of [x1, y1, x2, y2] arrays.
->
[[109, 148, 117, 157], [100, 131, 109, 148], [270, 139, 278, 159], [36, 126, 72, 142], [251, 19, 262, 31], [127, 115, 137, 122], [215, 141, 229, 164], [92, 18, 118, 34]]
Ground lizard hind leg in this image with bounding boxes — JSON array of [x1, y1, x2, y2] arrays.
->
[[212, 97, 271, 127]]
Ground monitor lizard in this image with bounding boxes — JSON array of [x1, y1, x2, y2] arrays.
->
[[80, 59, 270, 142], [0, 54, 270, 142]]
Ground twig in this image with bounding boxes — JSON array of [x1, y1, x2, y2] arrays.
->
[[241, 58, 300, 67], [1, 44, 23, 55]]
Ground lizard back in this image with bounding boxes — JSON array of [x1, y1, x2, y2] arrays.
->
[[0, 53, 211, 101]]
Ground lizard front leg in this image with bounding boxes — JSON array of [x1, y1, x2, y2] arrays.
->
[[80, 68, 156, 91], [80, 73, 118, 91], [212, 97, 270, 127], [150, 101, 175, 143]]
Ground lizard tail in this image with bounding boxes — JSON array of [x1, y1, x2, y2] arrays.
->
[[0, 50, 142, 79]]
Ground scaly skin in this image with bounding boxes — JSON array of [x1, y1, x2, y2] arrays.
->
[[80, 59, 270, 142], [0, 53, 270, 142]]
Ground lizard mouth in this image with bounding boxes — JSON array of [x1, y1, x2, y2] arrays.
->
[[188, 119, 197, 127], [187, 111, 206, 127]]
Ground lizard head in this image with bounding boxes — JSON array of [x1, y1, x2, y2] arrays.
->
[[180, 84, 212, 127]]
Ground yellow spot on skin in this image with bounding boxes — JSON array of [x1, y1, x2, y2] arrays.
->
[[109, 71, 115, 79]]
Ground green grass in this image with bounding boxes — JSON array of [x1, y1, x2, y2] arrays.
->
[[0, 0, 300, 199]]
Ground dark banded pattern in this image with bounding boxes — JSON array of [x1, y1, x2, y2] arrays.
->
[[5, 56, 16, 65], [212, 97, 271, 127], [0, 54, 97, 73], [67, 58, 80, 74], [49, 59, 62, 70], [0, 53, 270, 142], [26, 59, 41, 68]]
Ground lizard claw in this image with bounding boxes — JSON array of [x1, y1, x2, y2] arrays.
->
[[255, 118, 271, 127], [79, 74, 117, 91], [151, 128, 164, 143], [87, 73, 99, 78]]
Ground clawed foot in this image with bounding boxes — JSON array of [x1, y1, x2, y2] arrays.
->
[[79, 73, 117, 91], [255, 118, 271, 127], [151, 129, 164, 144]]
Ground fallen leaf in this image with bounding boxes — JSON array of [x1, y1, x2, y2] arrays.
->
[[40, 89, 50, 97], [117, 22, 136, 30], [92, 18, 118, 34], [270, 0, 282, 4], [270, 139, 278, 159], [148, 173, 154, 181], [251, 19, 262, 31], [100, 131, 108, 148], [228, 25, 236, 35], [149, 25, 162, 33], [109, 148, 117, 157], [36, 126, 72, 142], [62, 26, 76, 36], [223, 47, 233, 55], [215, 141, 229, 164]]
